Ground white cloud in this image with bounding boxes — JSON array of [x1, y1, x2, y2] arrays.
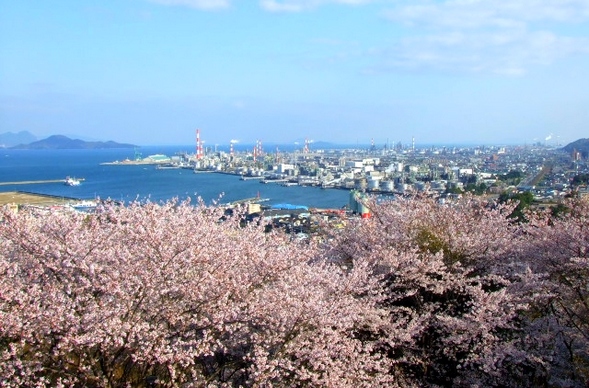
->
[[148, 0, 230, 10], [146, 0, 589, 75], [260, 0, 373, 12], [383, 0, 589, 28], [376, 0, 589, 75], [260, 0, 305, 12], [372, 30, 589, 75]]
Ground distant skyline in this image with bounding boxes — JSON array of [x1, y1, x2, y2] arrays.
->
[[1, 1, 588, 147]]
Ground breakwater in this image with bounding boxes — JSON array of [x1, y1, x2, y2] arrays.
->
[[0, 178, 85, 186]]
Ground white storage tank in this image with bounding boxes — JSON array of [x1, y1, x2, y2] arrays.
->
[[355, 178, 367, 190], [368, 177, 381, 191]]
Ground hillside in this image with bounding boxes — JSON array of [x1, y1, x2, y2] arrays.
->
[[11, 135, 136, 150], [562, 138, 589, 158]]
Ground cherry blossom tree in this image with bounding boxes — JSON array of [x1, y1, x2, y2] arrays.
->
[[322, 195, 543, 386], [519, 199, 589, 386], [0, 200, 389, 387], [2, 195, 589, 387]]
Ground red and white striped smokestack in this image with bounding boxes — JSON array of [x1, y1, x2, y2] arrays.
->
[[196, 129, 203, 160]]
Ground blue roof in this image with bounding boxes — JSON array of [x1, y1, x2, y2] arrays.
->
[[271, 203, 309, 210]]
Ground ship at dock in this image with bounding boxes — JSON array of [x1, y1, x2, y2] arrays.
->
[[64, 176, 81, 186]]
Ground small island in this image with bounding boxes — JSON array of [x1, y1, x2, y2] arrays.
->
[[10, 135, 136, 150]]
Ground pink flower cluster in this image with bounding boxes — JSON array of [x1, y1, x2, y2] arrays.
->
[[1, 196, 588, 387]]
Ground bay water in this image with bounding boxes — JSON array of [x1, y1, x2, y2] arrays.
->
[[0, 146, 351, 209]]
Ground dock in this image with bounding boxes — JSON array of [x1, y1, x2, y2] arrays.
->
[[260, 179, 290, 184], [0, 178, 85, 186], [227, 197, 270, 205]]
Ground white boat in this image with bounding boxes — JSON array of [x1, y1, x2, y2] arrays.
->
[[70, 200, 98, 212], [64, 176, 81, 186]]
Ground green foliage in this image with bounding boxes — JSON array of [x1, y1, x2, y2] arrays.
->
[[572, 173, 589, 186], [464, 182, 488, 195], [414, 227, 466, 266], [498, 170, 524, 186], [498, 191, 534, 222], [445, 186, 464, 195], [550, 202, 570, 218], [445, 178, 488, 196]]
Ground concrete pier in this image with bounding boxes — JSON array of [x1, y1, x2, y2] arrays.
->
[[0, 178, 85, 186]]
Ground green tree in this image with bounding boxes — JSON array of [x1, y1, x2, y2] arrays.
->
[[498, 191, 534, 222], [572, 173, 589, 186], [498, 170, 524, 186], [464, 182, 488, 195]]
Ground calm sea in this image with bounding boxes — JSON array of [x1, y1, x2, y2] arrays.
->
[[0, 146, 351, 208]]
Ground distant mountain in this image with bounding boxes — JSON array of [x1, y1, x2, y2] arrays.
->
[[11, 135, 136, 150], [562, 138, 589, 158], [0, 131, 37, 148]]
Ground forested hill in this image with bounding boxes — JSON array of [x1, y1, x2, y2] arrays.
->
[[562, 138, 589, 158], [10, 135, 136, 150]]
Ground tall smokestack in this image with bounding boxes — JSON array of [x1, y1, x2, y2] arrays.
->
[[196, 129, 203, 160]]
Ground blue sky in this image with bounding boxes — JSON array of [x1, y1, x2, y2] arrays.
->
[[1, 0, 588, 147]]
